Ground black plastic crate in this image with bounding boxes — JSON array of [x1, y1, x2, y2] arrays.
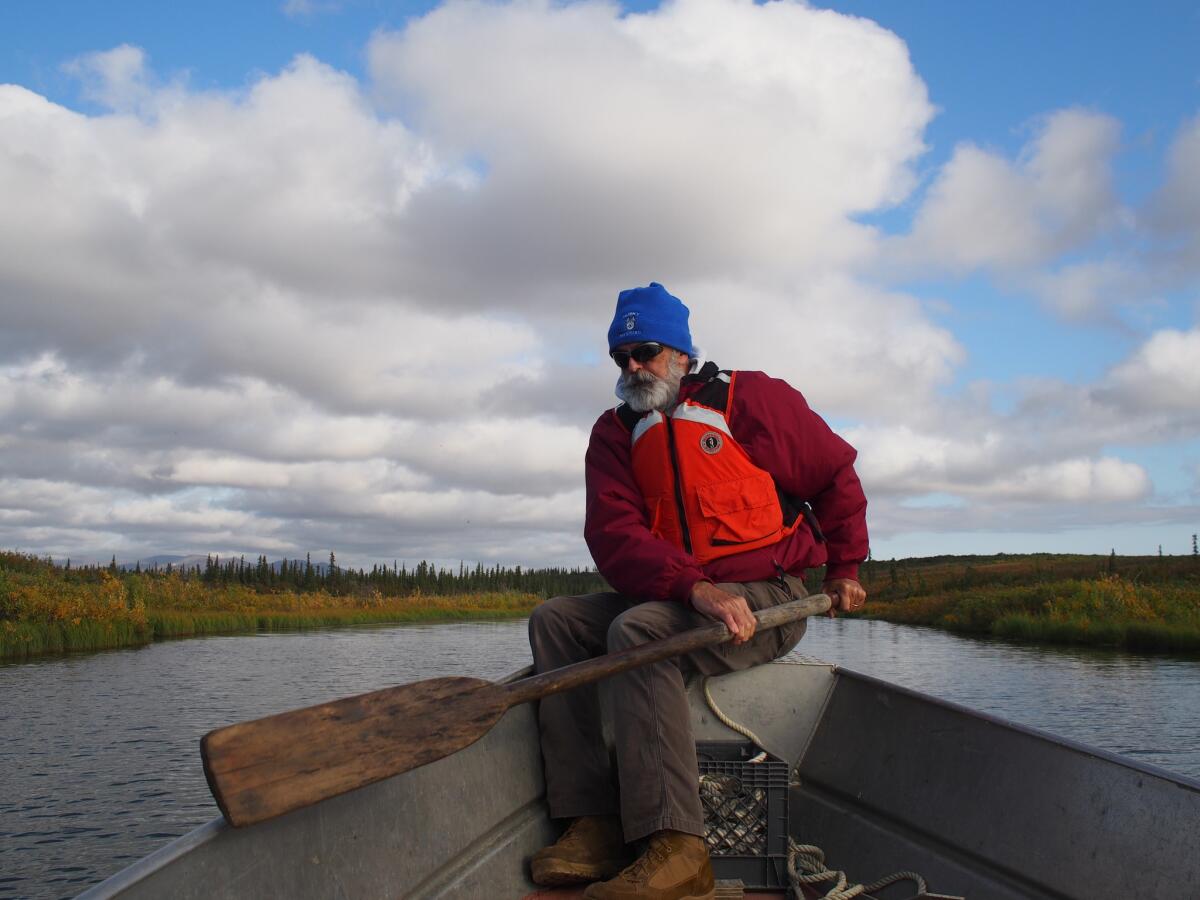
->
[[696, 741, 790, 890]]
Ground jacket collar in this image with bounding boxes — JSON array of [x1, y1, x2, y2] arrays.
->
[[683, 360, 720, 384]]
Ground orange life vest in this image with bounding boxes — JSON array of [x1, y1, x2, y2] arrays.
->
[[615, 369, 804, 564]]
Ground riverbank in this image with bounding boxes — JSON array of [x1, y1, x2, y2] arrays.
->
[[1, 598, 540, 660], [855, 554, 1200, 653], [1, 552, 541, 660], [7, 550, 1200, 660]]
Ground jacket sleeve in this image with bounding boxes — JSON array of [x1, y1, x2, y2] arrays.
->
[[583, 411, 708, 603], [731, 372, 869, 581]]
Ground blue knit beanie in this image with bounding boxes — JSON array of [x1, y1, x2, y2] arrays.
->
[[607, 282, 692, 353]]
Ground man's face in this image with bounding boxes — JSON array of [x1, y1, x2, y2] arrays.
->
[[613, 342, 688, 380], [615, 342, 690, 412]]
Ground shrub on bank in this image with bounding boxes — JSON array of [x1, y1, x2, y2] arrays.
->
[[1, 563, 151, 658], [1, 552, 540, 660], [864, 573, 1200, 653]]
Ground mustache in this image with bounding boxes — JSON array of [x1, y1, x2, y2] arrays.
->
[[623, 369, 660, 387], [621, 360, 684, 413]]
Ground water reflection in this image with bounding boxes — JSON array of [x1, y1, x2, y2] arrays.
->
[[0, 622, 534, 900], [2, 617, 1197, 898]]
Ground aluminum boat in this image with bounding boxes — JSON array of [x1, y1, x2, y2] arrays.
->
[[78, 658, 1200, 899]]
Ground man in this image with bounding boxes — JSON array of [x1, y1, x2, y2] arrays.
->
[[528, 283, 868, 900]]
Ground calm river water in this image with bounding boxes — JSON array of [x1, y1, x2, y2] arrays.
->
[[2, 617, 1199, 899]]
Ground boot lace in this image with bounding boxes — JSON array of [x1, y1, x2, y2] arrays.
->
[[619, 838, 675, 884]]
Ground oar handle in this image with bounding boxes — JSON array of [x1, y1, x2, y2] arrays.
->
[[502, 593, 830, 707]]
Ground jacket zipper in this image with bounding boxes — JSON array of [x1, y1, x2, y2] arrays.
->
[[665, 416, 693, 555]]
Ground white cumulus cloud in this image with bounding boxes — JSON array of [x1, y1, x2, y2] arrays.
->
[[0, 1, 1193, 565], [890, 108, 1122, 274], [368, 0, 933, 294]]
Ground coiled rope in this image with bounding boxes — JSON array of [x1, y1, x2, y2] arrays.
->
[[702, 677, 943, 900], [787, 840, 929, 899]]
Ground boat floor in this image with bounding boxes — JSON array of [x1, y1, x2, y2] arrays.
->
[[522, 884, 798, 899]]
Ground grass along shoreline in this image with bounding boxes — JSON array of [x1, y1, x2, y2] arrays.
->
[[853, 554, 1200, 654], [3, 600, 541, 660], [1, 551, 542, 660], [6, 550, 1200, 660], [2, 593, 540, 660]]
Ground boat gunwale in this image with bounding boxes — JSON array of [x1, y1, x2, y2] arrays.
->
[[75, 818, 228, 900], [832, 664, 1200, 791]]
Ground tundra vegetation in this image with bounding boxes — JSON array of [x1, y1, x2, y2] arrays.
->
[[839, 552, 1200, 654], [0, 551, 605, 660], [4, 551, 1198, 661]]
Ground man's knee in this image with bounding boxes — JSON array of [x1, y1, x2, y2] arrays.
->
[[528, 595, 573, 643], [605, 609, 637, 652], [606, 602, 679, 652]]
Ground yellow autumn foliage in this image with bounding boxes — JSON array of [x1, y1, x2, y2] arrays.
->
[[1, 552, 540, 660]]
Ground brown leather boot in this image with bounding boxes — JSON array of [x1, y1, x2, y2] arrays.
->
[[582, 830, 715, 900], [530, 815, 633, 887]]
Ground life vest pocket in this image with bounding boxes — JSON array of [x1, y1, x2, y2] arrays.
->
[[695, 474, 783, 545]]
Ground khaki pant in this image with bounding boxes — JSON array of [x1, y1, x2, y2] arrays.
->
[[528, 575, 808, 843]]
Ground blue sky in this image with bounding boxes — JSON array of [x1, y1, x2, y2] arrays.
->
[[1, 0, 1198, 565], [8, 2, 1198, 146]]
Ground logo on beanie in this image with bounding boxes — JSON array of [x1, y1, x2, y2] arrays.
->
[[623, 312, 638, 332], [700, 432, 723, 454]]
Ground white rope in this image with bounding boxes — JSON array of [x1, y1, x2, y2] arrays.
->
[[788, 841, 864, 899], [787, 838, 929, 900], [702, 676, 766, 752], [861, 871, 933, 896]]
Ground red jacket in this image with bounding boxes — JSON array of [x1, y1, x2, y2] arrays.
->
[[584, 366, 868, 603]]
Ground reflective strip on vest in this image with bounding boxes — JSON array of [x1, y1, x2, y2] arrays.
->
[[631, 410, 664, 447], [671, 402, 732, 438]]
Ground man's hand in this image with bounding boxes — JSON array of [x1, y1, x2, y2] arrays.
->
[[689, 581, 756, 645], [823, 578, 866, 618]]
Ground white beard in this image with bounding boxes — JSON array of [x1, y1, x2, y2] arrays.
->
[[621, 354, 687, 412]]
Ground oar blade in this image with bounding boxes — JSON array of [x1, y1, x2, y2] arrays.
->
[[201, 676, 508, 827]]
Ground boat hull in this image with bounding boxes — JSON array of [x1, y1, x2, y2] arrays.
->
[[793, 668, 1200, 899], [79, 701, 555, 899], [80, 659, 1200, 899]]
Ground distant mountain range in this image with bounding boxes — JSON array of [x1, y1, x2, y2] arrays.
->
[[133, 554, 212, 570]]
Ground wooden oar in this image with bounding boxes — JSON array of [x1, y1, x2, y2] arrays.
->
[[201, 592, 831, 827]]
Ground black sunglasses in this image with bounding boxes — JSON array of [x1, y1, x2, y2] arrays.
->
[[610, 342, 668, 369]]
